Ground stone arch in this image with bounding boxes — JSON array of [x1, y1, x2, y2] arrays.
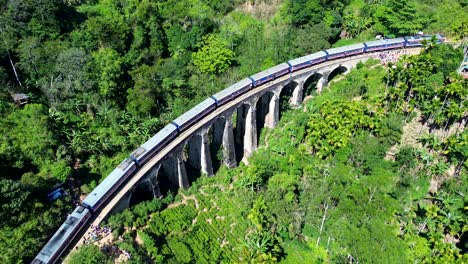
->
[[327, 65, 348, 83], [187, 134, 202, 181], [234, 103, 249, 163], [128, 180, 154, 207], [279, 81, 297, 117], [302, 72, 323, 100], [127, 164, 164, 207], [159, 157, 176, 190], [185, 127, 215, 179], [256, 91, 274, 142], [210, 117, 226, 173], [161, 150, 189, 189]]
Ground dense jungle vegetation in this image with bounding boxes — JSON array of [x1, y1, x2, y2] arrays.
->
[[0, 0, 466, 263]]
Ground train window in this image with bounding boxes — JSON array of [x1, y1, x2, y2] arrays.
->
[[65, 216, 78, 225], [32, 259, 46, 264], [118, 158, 134, 170], [77, 206, 85, 213]]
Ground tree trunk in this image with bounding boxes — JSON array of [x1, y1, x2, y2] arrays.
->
[[7, 51, 23, 88], [316, 203, 329, 247], [405, 84, 413, 112]]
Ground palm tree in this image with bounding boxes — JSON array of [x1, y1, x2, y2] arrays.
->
[[418, 133, 441, 152], [430, 161, 448, 177], [443, 133, 468, 176]]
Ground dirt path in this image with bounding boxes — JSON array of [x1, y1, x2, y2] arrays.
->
[[385, 109, 466, 192], [237, 0, 281, 19], [167, 194, 199, 210], [385, 110, 466, 160], [199, 183, 231, 197]]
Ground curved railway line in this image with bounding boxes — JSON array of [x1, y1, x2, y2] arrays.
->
[[33, 35, 442, 264]]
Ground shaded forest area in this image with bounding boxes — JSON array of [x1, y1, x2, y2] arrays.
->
[[0, 0, 467, 263]]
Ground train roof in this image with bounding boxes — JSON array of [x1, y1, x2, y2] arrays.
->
[[364, 37, 405, 47], [172, 98, 216, 127], [131, 124, 177, 161], [212, 78, 252, 102], [34, 206, 89, 263], [82, 158, 135, 208], [404, 34, 441, 41], [326, 43, 365, 55], [288, 51, 327, 66], [250, 63, 290, 81]]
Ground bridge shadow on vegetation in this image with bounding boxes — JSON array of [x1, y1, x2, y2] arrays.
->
[[128, 165, 179, 208]]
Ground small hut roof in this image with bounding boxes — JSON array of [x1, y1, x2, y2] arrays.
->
[[12, 93, 29, 101]]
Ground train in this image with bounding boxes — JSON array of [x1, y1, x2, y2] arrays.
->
[[32, 34, 445, 264]]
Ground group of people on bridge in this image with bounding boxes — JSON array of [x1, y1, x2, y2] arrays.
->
[[102, 244, 131, 260], [376, 49, 410, 65], [81, 224, 132, 260], [87, 225, 111, 241]]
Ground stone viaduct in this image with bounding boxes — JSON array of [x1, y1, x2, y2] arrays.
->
[[76, 48, 421, 246], [114, 54, 376, 212]]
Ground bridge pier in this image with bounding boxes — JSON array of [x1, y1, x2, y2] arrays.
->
[[317, 72, 330, 92], [148, 165, 162, 198], [242, 102, 257, 163], [265, 92, 280, 129], [152, 181, 162, 198], [163, 151, 189, 189], [200, 131, 214, 176], [235, 107, 244, 147], [188, 136, 202, 170], [213, 118, 225, 149], [291, 79, 305, 106], [187, 131, 214, 176], [176, 152, 189, 188], [222, 114, 237, 168]]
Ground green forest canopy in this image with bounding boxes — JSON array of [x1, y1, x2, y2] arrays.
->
[[79, 52, 467, 263], [0, 0, 467, 263]]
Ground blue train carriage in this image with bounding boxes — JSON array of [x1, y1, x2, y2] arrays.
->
[[404, 34, 445, 47], [32, 206, 91, 264], [404, 35, 427, 47], [325, 43, 366, 60], [130, 123, 178, 166], [288, 51, 327, 72], [211, 78, 253, 106], [82, 158, 137, 212], [249, 63, 291, 87], [172, 97, 217, 132], [433, 34, 446, 44], [364, 38, 406, 52]]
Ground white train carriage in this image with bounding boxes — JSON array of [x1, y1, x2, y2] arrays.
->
[[172, 98, 217, 132], [82, 158, 137, 212], [326, 43, 366, 60], [250, 63, 291, 87], [211, 78, 253, 106], [404, 34, 445, 47], [32, 206, 91, 264], [364, 38, 406, 52], [288, 51, 327, 72], [130, 124, 178, 165]]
